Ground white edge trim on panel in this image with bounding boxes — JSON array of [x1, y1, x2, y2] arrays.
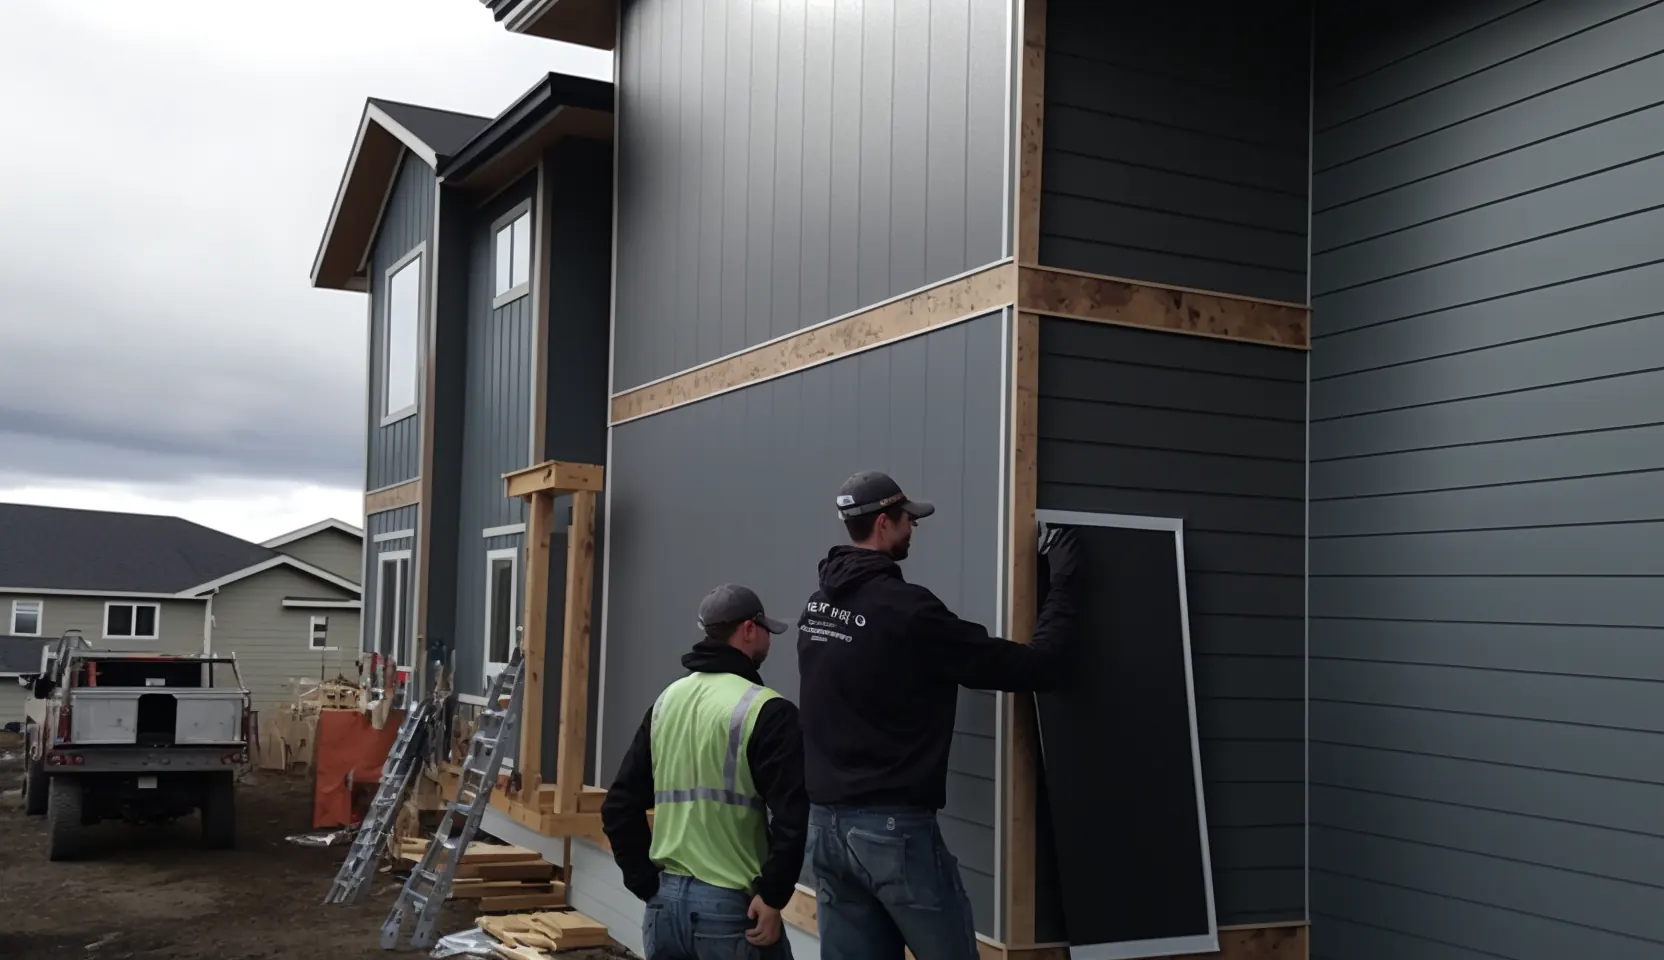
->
[[483, 523, 527, 539], [373, 528, 417, 543], [992, 306, 1012, 939], [594, 0, 623, 787]]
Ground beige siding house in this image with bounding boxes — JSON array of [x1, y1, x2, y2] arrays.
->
[[0, 505, 364, 724]]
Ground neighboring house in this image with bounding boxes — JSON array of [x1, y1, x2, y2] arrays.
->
[[309, 2, 1664, 959], [0, 504, 366, 720]]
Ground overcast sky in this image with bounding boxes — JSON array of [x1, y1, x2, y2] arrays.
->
[[0, 0, 609, 542]]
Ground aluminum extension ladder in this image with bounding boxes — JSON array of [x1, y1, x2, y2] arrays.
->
[[323, 694, 437, 905], [380, 647, 525, 951]]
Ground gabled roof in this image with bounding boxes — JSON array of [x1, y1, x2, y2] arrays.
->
[[260, 518, 364, 549], [0, 503, 362, 599], [310, 99, 493, 291]]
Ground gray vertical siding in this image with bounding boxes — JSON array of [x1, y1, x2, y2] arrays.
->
[[1034, 319, 1307, 929], [540, 137, 614, 784], [363, 506, 418, 659], [612, 0, 1011, 392], [1039, 0, 1310, 303], [423, 185, 473, 665], [603, 313, 1006, 932], [367, 153, 434, 490], [451, 176, 537, 696], [1310, 3, 1664, 958]]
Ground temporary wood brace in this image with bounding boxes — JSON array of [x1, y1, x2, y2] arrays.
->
[[499, 459, 604, 830]]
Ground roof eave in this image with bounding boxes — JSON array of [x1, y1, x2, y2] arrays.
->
[[502, 0, 617, 51], [310, 104, 442, 292], [439, 74, 613, 194]]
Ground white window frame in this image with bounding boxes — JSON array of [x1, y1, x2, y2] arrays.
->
[[491, 202, 533, 308], [104, 601, 160, 641], [381, 244, 424, 425], [374, 550, 412, 669], [307, 615, 338, 652], [10, 599, 42, 636], [482, 547, 520, 689]]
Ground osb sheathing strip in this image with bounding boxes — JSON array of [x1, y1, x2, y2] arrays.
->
[[365, 478, 421, 515], [1019, 265, 1310, 349], [609, 262, 1019, 424]]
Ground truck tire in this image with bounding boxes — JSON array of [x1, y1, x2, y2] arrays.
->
[[46, 776, 89, 861], [22, 752, 47, 816], [201, 773, 236, 850]]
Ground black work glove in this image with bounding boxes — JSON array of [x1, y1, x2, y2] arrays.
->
[[1041, 527, 1082, 587]]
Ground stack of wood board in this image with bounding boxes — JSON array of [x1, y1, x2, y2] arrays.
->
[[477, 911, 611, 957], [397, 839, 566, 912]]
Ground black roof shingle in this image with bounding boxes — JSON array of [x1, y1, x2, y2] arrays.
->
[[369, 98, 494, 163], [0, 503, 278, 595]]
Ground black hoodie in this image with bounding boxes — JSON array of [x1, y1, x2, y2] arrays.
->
[[599, 639, 808, 909], [796, 545, 1077, 810]]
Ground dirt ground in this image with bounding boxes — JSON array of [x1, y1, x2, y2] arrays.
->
[[0, 733, 630, 960]]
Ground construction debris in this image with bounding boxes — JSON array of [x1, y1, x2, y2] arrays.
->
[[477, 911, 611, 956], [396, 839, 566, 911]]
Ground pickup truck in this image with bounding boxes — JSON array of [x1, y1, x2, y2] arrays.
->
[[20, 632, 252, 860]]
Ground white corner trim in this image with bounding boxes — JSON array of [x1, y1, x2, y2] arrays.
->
[[482, 523, 526, 538], [261, 518, 365, 548], [373, 528, 417, 543], [176, 555, 363, 598], [283, 598, 363, 610]]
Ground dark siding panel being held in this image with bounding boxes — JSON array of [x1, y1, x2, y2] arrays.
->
[[367, 153, 434, 490], [603, 314, 1006, 933], [1039, 0, 1311, 303], [612, 0, 1010, 392], [1034, 318, 1307, 930], [451, 176, 537, 697], [1311, 3, 1664, 958]]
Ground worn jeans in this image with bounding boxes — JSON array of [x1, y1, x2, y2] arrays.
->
[[642, 873, 795, 960], [808, 805, 979, 960]]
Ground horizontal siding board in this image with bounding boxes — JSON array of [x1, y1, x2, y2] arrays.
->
[[1310, 619, 1664, 681], [614, 0, 1008, 391], [603, 314, 1004, 932], [1315, 0, 1541, 89], [1310, 471, 1664, 536], [1039, 0, 1310, 303], [1311, 522, 1664, 576], [1036, 317, 1306, 925], [1310, 575, 1664, 627], [1310, 742, 1664, 838]]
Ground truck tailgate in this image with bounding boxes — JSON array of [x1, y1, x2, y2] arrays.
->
[[68, 689, 245, 745]]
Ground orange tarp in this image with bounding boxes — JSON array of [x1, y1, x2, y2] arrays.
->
[[312, 708, 405, 829]]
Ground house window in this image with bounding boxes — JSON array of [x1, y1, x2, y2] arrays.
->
[[383, 249, 422, 421], [11, 600, 42, 636], [309, 615, 331, 651], [376, 551, 411, 667], [483, 548, 519, 683], [492, 208, 531, 305], [105, 602, 159, 640]]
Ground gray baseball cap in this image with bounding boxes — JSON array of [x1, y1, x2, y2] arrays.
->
[[697, 583, 788, 634], [834, 470, 935, 521]]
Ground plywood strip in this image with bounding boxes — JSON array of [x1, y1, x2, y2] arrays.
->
[[609, 262, 1019, 424], [1016, 0, 1047, 266], [1004, 313, 1041, 946], [365, 478, 421, 515], [554, 489, 597, 814], [1019, 265, 1309, 349], [518, 491, 555, 792]]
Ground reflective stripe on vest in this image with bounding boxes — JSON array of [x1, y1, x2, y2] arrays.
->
[[647, 672, 779, 893]]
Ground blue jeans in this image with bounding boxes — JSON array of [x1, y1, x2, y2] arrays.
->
[[807, 805, 979, 960], [642, 873, 795, 960]]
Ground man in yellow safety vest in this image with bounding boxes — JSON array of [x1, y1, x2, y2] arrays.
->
[[602, 583, 809, 959]]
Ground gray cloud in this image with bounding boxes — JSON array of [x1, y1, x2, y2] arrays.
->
[[0, 1, 609, 495]]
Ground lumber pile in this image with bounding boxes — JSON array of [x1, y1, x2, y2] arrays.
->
[[397, 839, 567, 912], [478, 911, 611, 957]]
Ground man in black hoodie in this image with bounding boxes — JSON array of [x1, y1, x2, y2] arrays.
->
[[602, 583, 809, 959], [797, 470, 1082, 960]]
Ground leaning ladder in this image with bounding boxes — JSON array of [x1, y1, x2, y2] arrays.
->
[[323, 694, 436, 905], [380, 647, 525, 951]]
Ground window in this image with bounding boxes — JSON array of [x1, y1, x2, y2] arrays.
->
[[11, 600, 42, 636], [483, 548, 519, 683], [375, 551, 411, 667], [105, 602, 159, 640], [492, 208, 532, 305], [308, 615, 331, 651], [383, 249, 422, 422]]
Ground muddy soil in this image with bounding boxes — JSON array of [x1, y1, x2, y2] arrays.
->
[[0, 733, 629, 960]]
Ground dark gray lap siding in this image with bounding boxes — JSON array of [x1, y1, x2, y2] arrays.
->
[[367, 154, 433, 490], [1039, 0, 1311, 303], [1311, 2, 1664, 958], [1034, 319, 1308, 928], [602, 313, 1006, 932], [612, 0, 1010, 391]]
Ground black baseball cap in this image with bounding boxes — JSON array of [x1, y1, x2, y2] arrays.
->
[[697, 583, 788, 634], [834, 470, 936, 521]]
